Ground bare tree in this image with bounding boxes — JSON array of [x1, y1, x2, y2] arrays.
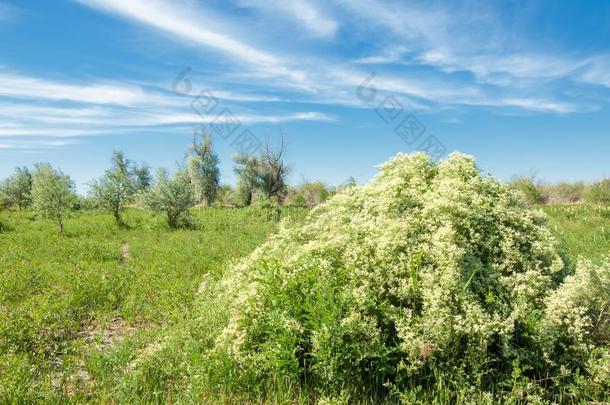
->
[[233, 137, 290, 205], [258, 138, 290, 203]]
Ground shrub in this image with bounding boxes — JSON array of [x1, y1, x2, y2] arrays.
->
[[1, 167, 33, 210], [585, 179, 610, 204], [286, 181, 332, 207], [541, 182, 585, 204], [213, 185, 239, 207], [90, 151, 138, 225], [30, 163, 76, 233], [509, 176, 545, 204], [141, 168, 195, 228], [247, 195, 281, 221], [540, 258, 610, 396], [0, 188, 9, 211], [196, 153, 601, 402]]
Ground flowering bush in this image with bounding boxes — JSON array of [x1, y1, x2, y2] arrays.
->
[[192, 152, 609, 402]]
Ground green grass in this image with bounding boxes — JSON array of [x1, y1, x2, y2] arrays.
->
[[542, 204, 610, 264], [0, 207, 306, 403], [0, 204, 608, 403]]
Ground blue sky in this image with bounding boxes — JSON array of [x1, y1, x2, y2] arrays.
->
[[1, 0, 609, 192]]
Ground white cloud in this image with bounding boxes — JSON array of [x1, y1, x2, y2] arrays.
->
[[71, 0, 587, 114], [74, 0, 321, 89], [0, 98, 336, 139], [580, 56, 610, 88], [338, 0, 588, 85], [289, 1, 338, 37], [77, 0, 277, 65], [238, 0, 338, 38], [0, 72, 155, 106]]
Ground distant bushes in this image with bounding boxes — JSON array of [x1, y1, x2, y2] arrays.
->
[[285, 181, 333, 207], [510, 176, 609, 205], [540, 181, 586, 204], [585, 178, 610, 204], [509, 176, 544, 204]]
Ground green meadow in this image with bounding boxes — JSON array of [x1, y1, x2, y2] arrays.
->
[[0, 204, 608, 403]]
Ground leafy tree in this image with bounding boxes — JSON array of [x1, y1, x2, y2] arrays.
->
[[133, 164, 152, 193], [233, 155, 259, 206], [141, 168, 195, 228], [31, 163, 76, 233], [3, 166, 33, 210], [90, 151, 136, 225], [188, 133, 220, 207]]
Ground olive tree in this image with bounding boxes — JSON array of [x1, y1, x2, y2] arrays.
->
[[233, 155, 259, 206], [31, 163, 76, 233], [141, 168, 195, 228], [133, 164, 152, 193], [3, 166, 33, 210], [90, 151, 137, 225], [188, 132, 220, 207]]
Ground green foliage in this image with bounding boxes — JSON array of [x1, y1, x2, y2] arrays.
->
[[257, 141, 289, 202], [132, 164, 152, 193], [0, 208, 291, 403], [233, 141, 290, 205], [1, 166, 33, 210], [2, 152, 610, 403], [30, 163, 76, 233], [183, 153, 609, 402], [585, 178, 610, 204], [510, 175, 544, 204], [73, 195, 98, 211], [540, 181, 585, 204], [213, 184, 238, 207], [90, 151, 139, 224], [188, 134, 220, 206], [248, 195, 282, 221], [542, 205, 610, 265], [234, 155, 259, 206], [286, 181, 332, 207], [141, 168, 195, 228]]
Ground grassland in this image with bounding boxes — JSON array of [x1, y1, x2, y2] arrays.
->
[[0, 204, 608, 403]]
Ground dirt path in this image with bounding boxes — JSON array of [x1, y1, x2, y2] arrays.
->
[[119, 243, 129, 264]]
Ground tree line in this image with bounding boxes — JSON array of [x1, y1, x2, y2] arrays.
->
[[0, 135, 337, 232]]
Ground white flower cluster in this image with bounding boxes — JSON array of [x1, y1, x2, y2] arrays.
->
[[202, 152, 609, 401]]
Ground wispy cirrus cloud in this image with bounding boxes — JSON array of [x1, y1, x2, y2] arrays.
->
[[0, 71, 156, 106], [72, 0, 591, 114], [0, 139, 81, 150], [580, 56, 610, 88], [74, 0, 311, 87], [343, 0, 588, 84], [237, 0, 338, 38], [2, 0, 601, 155]]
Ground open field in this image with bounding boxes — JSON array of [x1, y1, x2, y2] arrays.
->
[[0, 207, 307, 402], [0, 204, 608, 403]]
